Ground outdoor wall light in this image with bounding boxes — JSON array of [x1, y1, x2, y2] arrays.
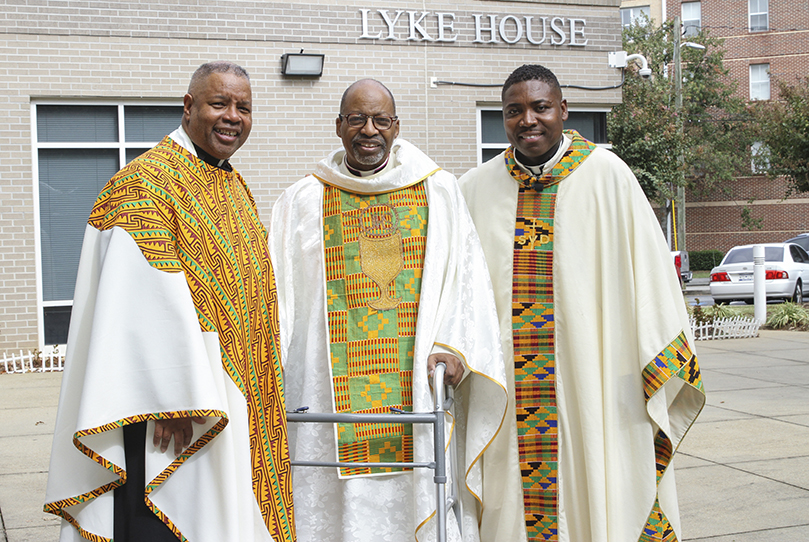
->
[[281, 52, 325, 76]]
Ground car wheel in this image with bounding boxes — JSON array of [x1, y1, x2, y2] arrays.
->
[[793, 281, 804, 304]]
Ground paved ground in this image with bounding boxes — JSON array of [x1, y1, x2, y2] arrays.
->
[[1, 330, 808, 541]]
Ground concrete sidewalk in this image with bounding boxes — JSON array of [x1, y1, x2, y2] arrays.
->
[[1, 330, 808, 541]]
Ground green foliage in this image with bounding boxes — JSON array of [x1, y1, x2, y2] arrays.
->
[[690, 249, 724, 270], [704, 303, 738, 320], [689, 298, 739, 322], [741, 200, 764, 230], [766, 302, 809, 329], [750, 77, 809, 193], [608, 18, 754, 203]]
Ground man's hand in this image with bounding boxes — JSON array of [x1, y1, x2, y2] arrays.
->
[[153, 417, 206, 456], [428, 353, 465, 387]]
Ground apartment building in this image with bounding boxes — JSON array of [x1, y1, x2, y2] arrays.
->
[[665, 0, 809, 252]]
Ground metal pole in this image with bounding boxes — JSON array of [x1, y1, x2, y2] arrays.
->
[[433, 363, 447, 542], [753, 244, 767, 322], [674, 16, 686, 252]]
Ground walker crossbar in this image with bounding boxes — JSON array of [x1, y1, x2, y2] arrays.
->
[[286, 362, 452, 542]]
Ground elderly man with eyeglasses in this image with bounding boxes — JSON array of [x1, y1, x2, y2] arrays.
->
[[269, 79, 507, 542]]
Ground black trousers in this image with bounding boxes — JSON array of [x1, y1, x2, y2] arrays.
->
[[113, 422, 179, 541]]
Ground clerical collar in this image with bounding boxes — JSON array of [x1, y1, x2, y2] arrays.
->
[[343, 155, 390, 177], [514, 138, 563, 177], [192, 143, 233, 172]]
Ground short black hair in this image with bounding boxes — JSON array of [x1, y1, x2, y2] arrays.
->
[[188, 61, 250, 94], [501, 64, 561, 101], [340, 79, 396, 115]]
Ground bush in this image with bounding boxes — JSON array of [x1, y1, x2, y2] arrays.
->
[[690, 250, 725, 271], [766, 302, 809, 329], [705, 303, 738, 320], [689, 299, 740, 322]]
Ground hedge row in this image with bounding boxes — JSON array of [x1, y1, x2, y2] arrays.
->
[[690, 250, 725, 270]]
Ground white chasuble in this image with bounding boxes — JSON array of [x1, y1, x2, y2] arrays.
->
[[459, 132, 705, 542], [270, 139, 507, 542]]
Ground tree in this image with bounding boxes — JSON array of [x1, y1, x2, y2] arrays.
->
[[750, 77, 809, 193], [608, 18, 753, 204]]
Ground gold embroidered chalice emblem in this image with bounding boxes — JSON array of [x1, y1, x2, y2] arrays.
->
[[359, 204, 403, 311]]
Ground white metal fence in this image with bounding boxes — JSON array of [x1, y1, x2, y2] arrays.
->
[[1, 348, 65, 374], [689, 316, 761, 340], [0, 315, 763, 374]]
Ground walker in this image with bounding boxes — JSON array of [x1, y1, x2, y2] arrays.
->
[[286, 362, 461, 542]]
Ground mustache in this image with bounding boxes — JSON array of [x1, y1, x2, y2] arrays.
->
[[352, 134, 387, 146]]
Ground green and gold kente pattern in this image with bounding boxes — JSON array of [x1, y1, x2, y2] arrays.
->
[[322, 182, 428, 476], [507, 131, 597, 541], [639, 331, 703, 542]]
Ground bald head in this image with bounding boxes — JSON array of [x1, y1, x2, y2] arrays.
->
[[340, 79, 396, 116], [336, 79, 400, 171]]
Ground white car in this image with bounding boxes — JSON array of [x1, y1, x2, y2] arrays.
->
[[710, 243, 809, 304]]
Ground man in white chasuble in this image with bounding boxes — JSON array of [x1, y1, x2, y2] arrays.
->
[[270, 79, 507, 542]]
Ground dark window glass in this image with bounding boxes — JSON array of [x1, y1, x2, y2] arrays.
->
[[566, 112, 607, 144], [481, 110, 607, 145], [44, 306, 72, 345], [126, 148, 151, 164], [37, 105, 118, 143], [785, 236, 809, 251], [724, 246, 783, 264], [39, 148, 119, 302], [481, 110, 508, 144], [482, 148, 503, 163], [124, 106, 183, 141]]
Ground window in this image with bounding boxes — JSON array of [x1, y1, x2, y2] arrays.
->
[[751, 141, 769, 173], [789, 245, 809, 264], [749, 64, 770, 100], [477, 107, 609, 165], [682, 2, 701, 37], [620, 6, 650, 28], [749, 0, 769, 31], [724, 246, 782, 264], [33, 103, 183, 345]]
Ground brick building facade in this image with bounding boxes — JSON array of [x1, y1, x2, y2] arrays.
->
[[665, 0, 809, 253], [1, 0, 624, 350]]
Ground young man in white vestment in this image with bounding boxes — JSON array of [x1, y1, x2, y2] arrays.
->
[[270, 79, 507, 542], [458, 64, 706, 542]]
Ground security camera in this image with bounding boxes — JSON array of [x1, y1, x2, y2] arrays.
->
[[638, 68, 652, 79]]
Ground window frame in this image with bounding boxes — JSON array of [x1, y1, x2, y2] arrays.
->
[[749, 63, 771, 101], [476, 104, 611, 166], [31, 99, 183, 348], [748, 0, 769, 32], [681, 2, 702, 37], [620, 6, 651, 29]]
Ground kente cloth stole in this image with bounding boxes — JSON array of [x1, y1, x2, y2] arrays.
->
[[322, 182, 428, 477], [83, 138, 295, 542], [507, 131, 595, 541], [639, 332, 703, 542]]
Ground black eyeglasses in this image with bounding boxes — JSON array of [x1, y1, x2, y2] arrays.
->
[[339, 113, 398, 130]]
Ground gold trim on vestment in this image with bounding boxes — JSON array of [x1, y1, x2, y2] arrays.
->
[[313, 168, 442, 196]]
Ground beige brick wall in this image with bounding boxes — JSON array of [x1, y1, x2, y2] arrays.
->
[[1, 0, 622, 350]]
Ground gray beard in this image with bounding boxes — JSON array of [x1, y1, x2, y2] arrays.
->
[[352, 142, 387, 167]]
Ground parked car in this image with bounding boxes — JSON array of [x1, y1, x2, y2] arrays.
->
[[710, 243, 809, 304], [671, 250, 692, 283], [784, 233, 809, 252]]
